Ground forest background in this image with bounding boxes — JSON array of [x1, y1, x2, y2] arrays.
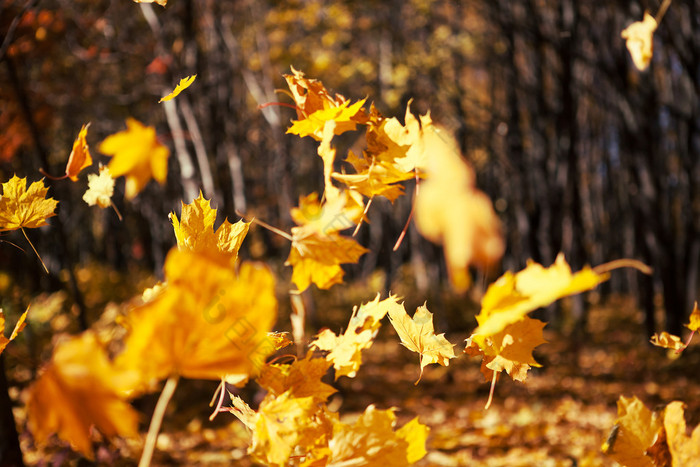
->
[[1, 0, 700, 465]]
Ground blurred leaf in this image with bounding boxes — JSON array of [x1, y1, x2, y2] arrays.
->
[[159, 74, 196, 103]]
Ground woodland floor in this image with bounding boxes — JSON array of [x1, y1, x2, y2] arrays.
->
[[8, 270, 700, 467]]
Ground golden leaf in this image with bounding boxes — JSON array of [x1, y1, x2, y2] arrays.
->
[[82, 165, 115, 209], [159, 74, 196, 103], [413, 124, 504, 291], [471, 254, 608, 348], [650, 332, 685, 351], [115, 249, 277, 385], [132, 0, 167, 6], [26, 331, 140, 459], [65, 123, 92, 181], [604, 396, 663, 467], [686, 302, 700, 332], [387, 303, 456, 383], [663, 401, 700, 466], [310, 294, 402, 378], [99, 118, 169, 199], [0, 175, 58, 232], [257, 351, 336, 401], [621, 12, 657, 71], [0, 307, 29, 355], [170, 191, 250, 263]]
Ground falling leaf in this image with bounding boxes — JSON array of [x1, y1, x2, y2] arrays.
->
[[382, 102, 431, 173], [650, 332, 685, 351], [387, 303, 456, 383], [266, 331, 293, 351], [0, 175, 58, 232], [310, 294, 403, 378], [116, 249, 277, 386], [323, 405, 428, 466], [99, 118, 169, 199], [413, 123, 504, 291], [465, 317, 547, 382], [284, 67, 367, 140], [83, 165, 115, 209], [227, 394, 256, 430], [26, 331, 140, 459], [663, 401, 700, 466], [65, 123, 92, 181], [470, 254, 608, 348], [603, 396, 663, 467], [333, 151, 414, 202], [286, 191, 367, 291], [0, 307, 29, 355], [159, 74, 196, 103], [621, 12, 657, 71], [257, 352, 336, 401], [170, 191, 250, 264]]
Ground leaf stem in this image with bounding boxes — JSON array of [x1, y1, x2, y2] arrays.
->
[[592, 259, 652, 276], [110, 200, 123, 221], [21, 227, 48, 274], [235, 211, 293, 241], [139, 375, 179, 467], [485, 370, 498, 410], [393, 169, 420, 251], [655, 0, 673, 24]]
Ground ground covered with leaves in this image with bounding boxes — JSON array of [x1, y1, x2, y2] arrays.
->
[[8, 284, 700, 466]]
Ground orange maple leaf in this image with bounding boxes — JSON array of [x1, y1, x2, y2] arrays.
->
[[686, 301, 700, 332], [99, 118, 169, 199], [0, 307, 29, 355], [257, 351, 336, 402], [650, 331, 685, 351], [387, 303, 456, 384], [65, 123, 92, 181], [116, 249, 277, 385], [603, 396, 664, 467], [26, 331, 140, 459]]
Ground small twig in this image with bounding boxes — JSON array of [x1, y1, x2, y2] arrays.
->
[[139, 375, 179, 467]]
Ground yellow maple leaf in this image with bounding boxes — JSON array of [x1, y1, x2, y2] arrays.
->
[[170, 191, 250, 263], [0, 307, 29, 355], [465, 316, 547, 383], [650, 331, 685, 351], [621, 12, 657, 71], [324, 405, 428, 466], [286, 191, 367, 291], [686, 301, 700, 332], [284, 67, 367, 140], [387, 303, 456, 384], [413, 123, 504, 291], [26, 331, 140, 459], [115, 249, 277, 385], [382, 102, 431, 173], [0, 175, 58, 231], [82, 165, 115, 209], [471, 254, 608, 348], [159, 74, 196, 103], [257, 351, 336, 401], [65, 123, 92, 181], [310, 294, 403, 378], [603, 396, 663, 467], [663, 401, 700, 466], [333, 151, 414, 202], [99, 118, 169, 199]]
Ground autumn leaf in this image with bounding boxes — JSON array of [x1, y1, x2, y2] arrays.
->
[[26, 331, 140, 459], [284, 67, 367, 140], [115, 249, 277, 386], [159, 74, 196, 103], [382, 101, 431, 173], [621, 12, 657, 71], [0, 307, 29, 355], [333, 150, 414, 202], [170, 191, 250, 264], [387, 303, 456, 384], [83, 165, 115, 209], [310, 294, 403, 378], [650, 332, 685, 351], [470, 254, 608, 348], [686, 301, 700, 331], [286, 191, 367, 291], [133, 0, 167, 6], [65, 123, 92, 181], [604, 396, 663, 467], [663, 401, 700, 467], [99, 118, 169, 199], [257, 351, 336, 402], [414, 123, 504, 291], [322, 405, 428, 466], [0, 175, 58, 231]]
